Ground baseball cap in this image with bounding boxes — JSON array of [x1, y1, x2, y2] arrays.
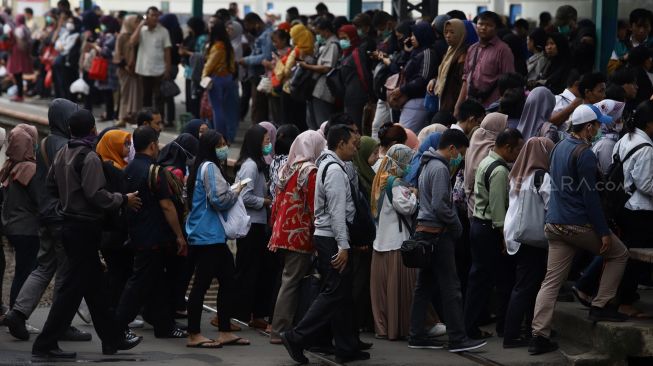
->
[[594, 99, 626, 121], [571, 104, 613, 125]]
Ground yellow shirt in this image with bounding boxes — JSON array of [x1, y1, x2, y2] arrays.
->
[[202, 41, 236, 78]]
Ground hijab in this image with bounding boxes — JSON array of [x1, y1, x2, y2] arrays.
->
[[509, 137, 555, 192], [157, 133, 199, 171], [259, 122, 277, 165], [464, 112, 508, 194], [370, 144, 414, 217], [411, 21, 436, 51], [595, 99, 626, 134], [338, 25, 360, 57], [319, 121, 328, 138], [406, 132, 442, 187], [516, 87, 556, 140], [277, 130, 326, 189], [0, 125, 36, 187], [121, 14, 139, 34], [290, 23, 314, 56], [100, 15, 119, 34], [96, 130, 131, 169], [352, 136, 379, 197], [417, 123, 448, 144], [404, 127, 419, 150], [182, 119, 205, 140], [435, 19, 466, 96]]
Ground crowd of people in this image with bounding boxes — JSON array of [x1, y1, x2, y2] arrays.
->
[[0, 1, 653, 364]]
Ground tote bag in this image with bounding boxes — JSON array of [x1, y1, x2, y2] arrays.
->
[[512, 171, 548, 248]]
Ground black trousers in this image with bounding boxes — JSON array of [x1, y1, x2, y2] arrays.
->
[[100, 238, 133, 312], [114, 247, 176, 335], [464, 218, 515, 335], [503, 245, 547, 341], [235, 223, 275, 320], [618, 208, 653, 304], [280, 92, 307, 131], [33, 220, 119, 352], [185, 79, 200, 118], [141, 75, 164, 116], [187, 244, 237, 333], [286, 236, 358, 357], [14, 73, 23, 97], [101, 89, 115, 120]]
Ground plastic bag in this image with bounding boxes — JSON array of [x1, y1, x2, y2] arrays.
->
[[70, 74, 90, 95]]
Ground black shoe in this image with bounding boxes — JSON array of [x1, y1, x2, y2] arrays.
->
[[589, 305, 628, 322], [59, 326, 92, 342], [103, 333, 143, 355], [528, 335, 558, 355], [448, 338, 487, 353], [32, 348, 77, 359], [279, 331, 308, 364], [155, 327, 187, 338], [335, 351, 370, 363], [408, 337, 445, 349], [358, 339, 373, 350], [503, 337, 531, 349], [5, 310, 29, 341], [307, 345, 335, 355]]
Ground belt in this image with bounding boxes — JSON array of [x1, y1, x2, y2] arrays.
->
[[415, 225, 443, 234]]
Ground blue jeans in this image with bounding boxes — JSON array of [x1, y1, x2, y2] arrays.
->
[[208, 75, 240, 143]]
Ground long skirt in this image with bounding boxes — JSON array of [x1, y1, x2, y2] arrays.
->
[[370, 249, 418, 340], [117, 69, 142, 124]]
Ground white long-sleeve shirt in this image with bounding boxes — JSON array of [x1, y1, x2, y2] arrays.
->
[[373, 184, 417, 252], [615, 128, 653, 211]]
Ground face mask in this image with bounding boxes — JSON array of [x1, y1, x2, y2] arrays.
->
[[339, 39, 351, 50], [591, 128, 603, 143], [100, 24, 107, 33], [66, 22, 75, 32], [357, 29, 365, 38], [450, 152, 463, 168], [262, 142, 273, 156], [557, 25, 570, 35], [382, 29, 392, 39], [316, 34, 325, 45], [215, 146, 229, 161], [45, 16, 53, 25]]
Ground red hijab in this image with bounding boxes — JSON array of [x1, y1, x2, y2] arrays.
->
[[338, 25, 360, 57]]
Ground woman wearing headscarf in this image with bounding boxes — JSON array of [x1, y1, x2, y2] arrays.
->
[[277, 24, 314, 132], [182, 119, 209, 141], [592, 99, 626, 174], [428, 19, 467, 114], [113, 15, 142, 126], [463, 112, 508, 217], [375, 122, 408, 172], [534, 33, 571, 95], [268, 130, 326, 344], [393, 21, 439, 134], [7, 14, 33, 102], [405, 132, 442, 187], [227, 21, 245, 84], [404, 127, 419, 150], [526, 28, 547, 83], [352, 136, 379, 199], [157, 133, 200, 179], [95, 130, 133, 312], [91, 16, 120, 122], [369, 144, 419, 340], [180, 16, 208, 119], [417, 123, 448, 145], [160, 13, 183, 127], [269, 124, 300, 202], [0, 125, 39, 308], [516, 87, 556, 141], [503, 137, 554, 348], [259, 121, 277, 165], [338, 24, 373, 131]]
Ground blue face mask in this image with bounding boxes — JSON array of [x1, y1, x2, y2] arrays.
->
[[450, 152, 463, 168], [262, 143, 273, 156], [357, 29, 365, 37], [557, 25, 570, 35], [339, 39, 351, 50], [215, 146, 229, 161], [316, 34, 325, 45]]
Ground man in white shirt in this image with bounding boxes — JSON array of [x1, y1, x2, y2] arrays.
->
[[130, 6, 171, 125], [451, 100, 486, 137], [550, 70, 582, 132]]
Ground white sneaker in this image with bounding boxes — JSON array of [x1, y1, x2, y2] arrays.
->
[[77, 299, 92, 324], [128, 319, 144, 329], [427, 323, 447, 337], [26, 323, 40, 334]]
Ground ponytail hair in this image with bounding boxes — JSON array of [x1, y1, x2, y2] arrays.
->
[[627, 100, 653, 134]]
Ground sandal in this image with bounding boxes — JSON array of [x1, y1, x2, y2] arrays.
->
[[220, 336, 250, 346], [571, 286, 592, 308], [210, 316, 241, 331], [619, 305, 653, 319], [187, 340, 222, 348]]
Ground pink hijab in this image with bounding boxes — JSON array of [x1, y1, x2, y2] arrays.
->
[[277, 130, 326, 189], [259, 121, 277, 164], [402, 125, 419, 150], [0, 124, 37, 187]]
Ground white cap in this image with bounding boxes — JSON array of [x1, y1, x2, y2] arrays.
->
[[571, 104, 613, 126]]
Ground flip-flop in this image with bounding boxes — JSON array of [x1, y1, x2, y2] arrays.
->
[[571, 286, 592, 308], [221, 337, 250, 346], [187, 340, 222, 348]]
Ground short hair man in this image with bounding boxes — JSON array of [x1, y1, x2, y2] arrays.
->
[[579, 72, 607, 104]]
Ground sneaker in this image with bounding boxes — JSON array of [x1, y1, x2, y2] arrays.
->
[[335, 351, 370, 363], [26, 323, 40, 334], [528, 335, 558, 355], [427, 323, 447, 337], [408, 338, 445, 349], [77, 300, 92, 324], [279, 331, 308, 364], [589, 305, 629, 322], [128, 319, 144, 329], [448, 339, 487, 353]]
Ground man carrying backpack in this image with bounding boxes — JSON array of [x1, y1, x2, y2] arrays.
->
[[529, 104, 629, 356], [32, 109, 142, 358], [280, 125, 370, 364]]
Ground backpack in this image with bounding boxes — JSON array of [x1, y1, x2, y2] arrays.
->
[[376, 175, 416, 236], [148, 164, 187, 220], [321, 161, 376, 247], [603, 142, 652, 222]]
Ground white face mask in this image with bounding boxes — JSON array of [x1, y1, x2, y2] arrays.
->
[[66, 22, 75, 32]]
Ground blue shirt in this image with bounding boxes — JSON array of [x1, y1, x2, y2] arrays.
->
[[243, 26, 273, 77], [546, 137, 610, 236]]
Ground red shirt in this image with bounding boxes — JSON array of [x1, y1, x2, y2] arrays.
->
[[268, 169, 316, 254], [463, 36, 515, 107]]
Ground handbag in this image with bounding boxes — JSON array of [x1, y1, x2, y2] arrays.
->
[[160, 79, 181, 98], [200, 162, 251, 240], [513, 170, 548, 248], [325, 64, 345, 97], [400, 234, 437, 269], [88, 56, 108, 81], [385, 72, 409, 110]]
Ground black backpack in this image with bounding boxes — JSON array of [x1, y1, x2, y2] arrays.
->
[[603, 142, 652, 222], [321, 161, 376, 247]]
